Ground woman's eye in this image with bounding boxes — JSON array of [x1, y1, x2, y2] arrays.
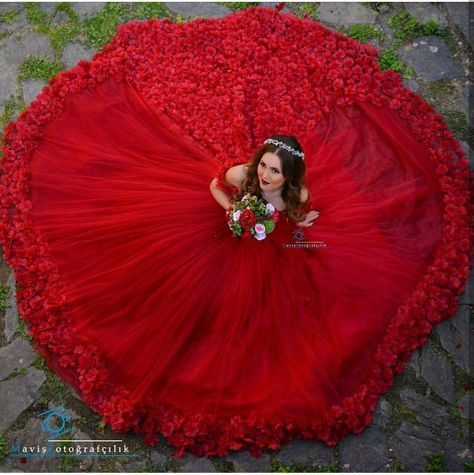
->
[[272, 169, 279, 174]]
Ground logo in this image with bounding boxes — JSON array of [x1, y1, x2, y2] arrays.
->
[[38, 405, 73, 438], [10, 404, 137, 460], [292, 229, 305, 241], [282, 229, 327, 249]]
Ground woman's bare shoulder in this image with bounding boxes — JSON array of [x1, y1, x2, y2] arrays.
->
[[224, 163, 248, 186]]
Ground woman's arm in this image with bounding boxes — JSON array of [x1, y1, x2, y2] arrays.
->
[[209, 177, 233, 210], [209, 164, 247, 210], [296, 186, 320, 227], [300, 186, 309, 203]]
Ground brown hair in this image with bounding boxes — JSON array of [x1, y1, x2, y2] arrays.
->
[[232, 134, 308, 222]]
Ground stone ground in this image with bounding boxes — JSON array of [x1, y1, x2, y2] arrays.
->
[[0, 1, 473, 473]]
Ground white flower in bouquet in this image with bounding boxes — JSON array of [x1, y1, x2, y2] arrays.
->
[[265, 203, 275, 213]]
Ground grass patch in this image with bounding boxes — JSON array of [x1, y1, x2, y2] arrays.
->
[[0, 282, 11, 311], [378, 48, 414, 79], [210, 457, 234, 472], [25, 3, 81, 55], [365, 3, 393, 13], [389, 459, 406, 472], [427, 78, 457, 96], [18, 55, 64, 82], [425, 453, 446, 472], [24, 2, 51, 34], [12, 318, 32, 342], [49, 3, 81, 55], [99, 458, 116, 472], [271, 459, 340, 472], [131, 2, 170, 20], [272, 460, 299, 472], [388, 11, 439, 43], [0, 430, 6, 464], [0, 97, 27, 128], [3, 366, 28, 381], [0, 9, 21, 24], [340, 23, 385, 42], [50, 21, 81, 55], [82, 2, 133, 49], [32, 355, 72, 405], [136, 464, 159, 472], [292, 3, 318, 20], [173, 14, 191, 23], [444, 111, 469, 141], [464, 459, 474, 471], [218, 2, 260, 12], [58, 439, 79, 472]]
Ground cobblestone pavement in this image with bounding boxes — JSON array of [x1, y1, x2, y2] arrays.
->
[[0, 2, 472, 472]]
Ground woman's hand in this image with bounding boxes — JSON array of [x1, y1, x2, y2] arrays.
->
[[296, 210, 320, 227]]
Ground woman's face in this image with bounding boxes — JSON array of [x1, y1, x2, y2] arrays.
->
[[257, 152, 286, 192]]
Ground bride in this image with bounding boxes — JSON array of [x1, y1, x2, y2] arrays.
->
[[210, 134, 320, 227]]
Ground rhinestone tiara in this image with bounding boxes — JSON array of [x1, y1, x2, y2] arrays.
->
[[263, 139, 305, 160]]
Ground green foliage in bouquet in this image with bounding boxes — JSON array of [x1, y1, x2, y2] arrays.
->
[[227, 194, 278, 240]]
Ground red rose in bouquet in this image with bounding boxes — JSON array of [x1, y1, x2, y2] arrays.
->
[[239, 209, 257, 230]]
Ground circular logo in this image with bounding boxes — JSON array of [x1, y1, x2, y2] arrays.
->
[[292, 230, 305, 241]]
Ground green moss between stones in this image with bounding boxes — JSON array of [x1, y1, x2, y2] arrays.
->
[[365, 3, 393, 13], [0, 9, 21, 24], [24, 2, 51, 34], [0, 282, 11, 311], [339, 23, 385, 42], [464, 459, 474, 471], [388, 11, 440, 43], [218, 2, 260, 12], [82, 2, 133, 49], [444, 111, 469, 142], [378, 48, 414, 79], [271, 459, 341, 472], [0, 97, 27, 128], [18, 55, 64, 82], [210, 456, 235, 472], [131, 2, 171, 20], [425, 452, 447, 472], [0, 430, 6, 464], [389, 459, 407, 472], [31, 355, 71, 406], [292, 3, 319, 20]]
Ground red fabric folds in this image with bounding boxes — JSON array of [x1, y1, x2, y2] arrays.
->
[[0, 6, 471, 459]]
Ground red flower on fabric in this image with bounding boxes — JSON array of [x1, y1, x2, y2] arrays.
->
[[239, 209, 256, 230]]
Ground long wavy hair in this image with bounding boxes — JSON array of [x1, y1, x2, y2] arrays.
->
[[232, 134, 309, 222]]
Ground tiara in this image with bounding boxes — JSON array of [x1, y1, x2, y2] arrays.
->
[[264, 138, 305, 160]]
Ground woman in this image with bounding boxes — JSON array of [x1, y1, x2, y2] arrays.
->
[[210, 134, 320, 228], [0, 6, 470, 460]]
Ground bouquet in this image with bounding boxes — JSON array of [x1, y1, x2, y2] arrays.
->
[[226, 194, 280, 240]]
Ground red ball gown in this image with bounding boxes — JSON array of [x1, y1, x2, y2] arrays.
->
[[0, 6, 471, 458]]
